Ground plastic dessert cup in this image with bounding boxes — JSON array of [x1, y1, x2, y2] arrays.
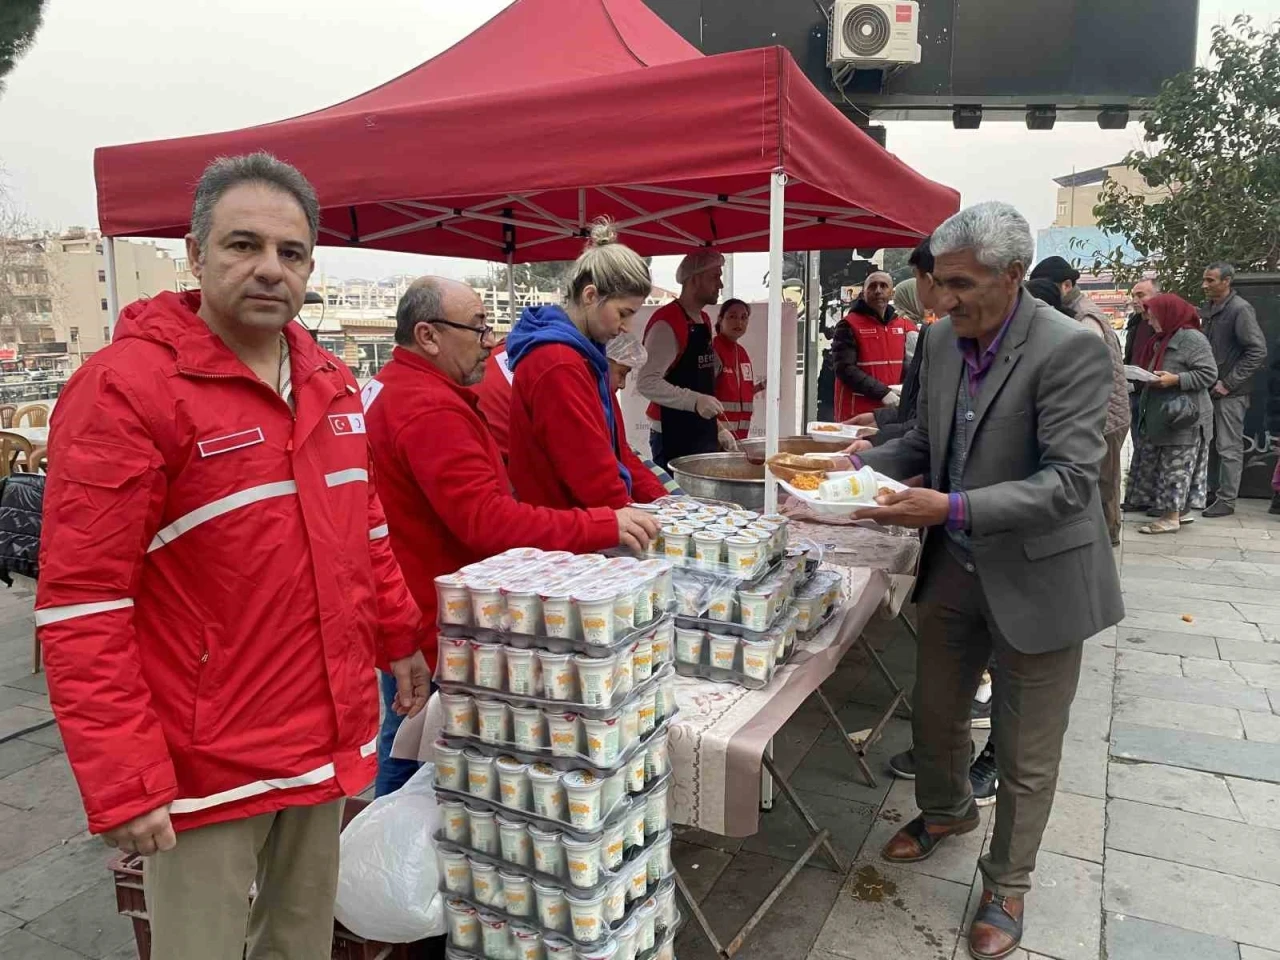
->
[[528, 763, 568, 820], [500, 871, 534, 917], [674, 627, 704, 665], [471, 641, 506, 690], [537, 650, 576, 702], [573, 654, 616, 709], [497, 816, 532, 867], [468, 807, 499, 856], [470, 858, 501, 905], [477, 910, 510, 957], [541, 591, 576, 639], [563, 770, 605, 830], [530, 825, 566, 879], [575, 589, 618, 646], [562, 834, 603, 888], [581, 716, 622, 766], [637, 688, 657, 737], [741, 636, 775, 682], [632, 635, 653, 684], [546, 712, 581, 759], [495, 756, 530, 811], [441, 692, 476, 736], [736, 587, 771, 631], [505, 646, 540, 696], [505, 589, 542, 635], [510, 705, 546, 752], [644, 729, 670, 779], [439, 849, 472, 896], [445, 898, 480, 950], [533, 881, 569, 934], [565, 889, 607, 943], [470, 582, 506, 630], [465, 749, 498, 800], [510, 922, 542, 960], [651, 619, 674, 664], [644, 783, 670, 838], [434, 741, 467, 791], [708, 632, 738, 672], [438, 636, 472, 682], [435, 574, 472, 626], [602, 820, 627, 871], [475, 699, 510, 745]]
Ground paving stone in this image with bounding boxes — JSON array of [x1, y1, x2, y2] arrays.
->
[[23, 878, 135, 959], [1117, 628, 1220, 659], [0, 804, 88, 874], [0, 705, 51, 740], [812, 861, 969, 960], [1039, 791, 1104, 864], [1104, 913, 1239, 960], [1125, 563, 1280, 593], [856, 778, 991, 886], [1115, 649, 1182, 676], [1272, 689, 1280, 715], [0, 754, 83, 817], [1056, 730, 1109, 799], [958, 852, 1102, 960], [1111, 722, 1280, 783], [1226, 776, 1280, 827], [1064, 695, 1110, 744], [0, 929, 87, 960], [1073, 644, 1115, 703], [1120, 592, 1244, 621], [1104, 849, 1280, 948], [0, 738, 55, 779], [788, 725, 901, 809], [1106, 761, 1242, 821], [741, 788, 877, 868], [770, 700, 832, 778], [19, 725, 64, 751], [671, 825, 743, 857], [1240, 947, 1280, 960], [0, 914, 18, 939], [670, 840, 732, 903], [1116, 671, 1273, 712], [1118, 610, 1264, 641], [1179, 656, 1240, 682], [1232, 601, 1280, 627], [1113, 695, 1243, 739], [1230, 660, 1280, 688], [1242, 710, 1280, 743], [1106, 797, 1280, 885], [0, 831, 106, 921], [1122, 540, 1245, 562], [673, 852, 843, 960]]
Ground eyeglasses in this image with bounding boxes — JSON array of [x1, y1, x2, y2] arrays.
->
[[427, 318, 495, 343]]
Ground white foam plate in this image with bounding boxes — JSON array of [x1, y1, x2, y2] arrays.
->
[[778, 470, 908, 519], [806, 421, 875, 442]]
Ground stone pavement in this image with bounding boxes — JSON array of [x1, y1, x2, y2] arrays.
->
[[0, 503, 1278, 959]]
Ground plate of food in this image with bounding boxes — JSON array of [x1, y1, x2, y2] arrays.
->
[[777, 465, 906, 518], [806, 421, 874, 443]]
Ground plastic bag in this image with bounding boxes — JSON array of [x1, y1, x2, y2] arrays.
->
[[334, 764, 446, 942]]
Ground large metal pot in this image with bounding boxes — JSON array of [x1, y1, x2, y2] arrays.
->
[[738, 435, 849, 461], [667, 453, 765, 511]]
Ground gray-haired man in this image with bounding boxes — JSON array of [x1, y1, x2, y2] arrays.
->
[[851, 201, 1123, 959], [1200, 262, 1267, 517]]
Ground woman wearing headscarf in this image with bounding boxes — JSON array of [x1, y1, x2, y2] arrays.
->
[[1125, 293, 1217, 534]]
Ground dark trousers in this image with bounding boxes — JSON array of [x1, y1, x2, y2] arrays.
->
[[649, 431, 666, 471], [913, 545, 1084, 896], [375, 670, 422, 797], [1128, 393, 1141, 447]]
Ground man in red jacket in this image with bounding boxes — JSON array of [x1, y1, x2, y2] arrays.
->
[[364, 277, 659, 793], [36, 153, 428, 960], [832, 270, 916, 420]]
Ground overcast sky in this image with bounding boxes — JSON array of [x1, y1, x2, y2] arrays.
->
[[0, 0, 1271, 299]]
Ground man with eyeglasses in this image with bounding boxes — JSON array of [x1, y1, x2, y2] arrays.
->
[[362, 277, 660, 794]]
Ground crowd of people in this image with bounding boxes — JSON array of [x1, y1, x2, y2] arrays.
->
[[27, 152, 1279, 960]]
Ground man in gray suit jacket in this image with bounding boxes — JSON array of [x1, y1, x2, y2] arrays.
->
[[852, 201, 1124, 960]]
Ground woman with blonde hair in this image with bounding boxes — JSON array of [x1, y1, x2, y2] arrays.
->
[[506, 220, 668, 509]]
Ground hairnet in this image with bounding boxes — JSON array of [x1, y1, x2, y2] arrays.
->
[[676, 249, 725, 284], [606, 332, 648, 369]]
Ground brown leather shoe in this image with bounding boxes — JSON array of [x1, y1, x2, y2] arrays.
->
[[881, 814, 981, 863], [968, 891, 1024, 959]]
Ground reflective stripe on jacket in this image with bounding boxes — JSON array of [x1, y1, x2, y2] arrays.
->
[[833, 305, 915, 420], [712, 334, 754, 440]]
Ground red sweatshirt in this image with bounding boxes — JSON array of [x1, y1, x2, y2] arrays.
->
[[364, 348, 619, 654], [509, 343, 666, 509]]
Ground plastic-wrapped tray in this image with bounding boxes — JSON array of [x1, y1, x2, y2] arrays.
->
[[434, 638, 676, 716], [438, 613, 673, 661], [672, 628, 784, 690], [442, 895, 681, 960], [435, 768, 673, 842], [434, 826, 673, 898], [436, 690, 677, 775], [797, 601, 844, 639], [674, 598, 792, 642]]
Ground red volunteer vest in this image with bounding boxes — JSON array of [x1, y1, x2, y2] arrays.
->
[[712, 334, 754, 440], [833, 309, 916, 420]]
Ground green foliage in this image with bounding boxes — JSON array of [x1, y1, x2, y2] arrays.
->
[[0, 0, 45, 97], [1090, 15, 1280, 299]]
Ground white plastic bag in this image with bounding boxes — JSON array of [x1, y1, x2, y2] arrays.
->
[[334, 764, 446, 942]]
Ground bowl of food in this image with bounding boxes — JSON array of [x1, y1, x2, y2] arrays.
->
[[805, 421, 875, 443]]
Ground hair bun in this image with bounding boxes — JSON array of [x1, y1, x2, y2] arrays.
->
[[588, 217, 619, 248]]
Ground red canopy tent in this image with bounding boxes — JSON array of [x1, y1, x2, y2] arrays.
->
[[93, 0, 959, 507]]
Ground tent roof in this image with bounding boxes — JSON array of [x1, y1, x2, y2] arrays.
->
[[94, 0, 959, 261]]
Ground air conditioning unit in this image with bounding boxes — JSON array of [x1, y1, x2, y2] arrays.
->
[[827, 1, 922, 68]]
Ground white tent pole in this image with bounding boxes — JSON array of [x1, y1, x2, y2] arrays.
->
[[103, 237, 121, 337], [764, 169, 786, 514], [506, 251, 516, 326], [722, 253, 735, 298]]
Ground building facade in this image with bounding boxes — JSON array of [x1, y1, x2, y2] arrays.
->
[[1052, 162, 1168, 228]]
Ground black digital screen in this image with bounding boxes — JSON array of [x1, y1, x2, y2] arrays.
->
[[643, 0, 1199, 118]]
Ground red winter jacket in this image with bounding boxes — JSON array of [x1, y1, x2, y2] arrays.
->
[[35, 291, 422, 836], [471, 341, 513, 461], [363, 348, 619, 647], [712, 334, 756, 441], [508, 343, 667, 509]]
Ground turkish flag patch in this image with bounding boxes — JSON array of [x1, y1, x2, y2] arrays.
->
[[329, 413, 367, 436]]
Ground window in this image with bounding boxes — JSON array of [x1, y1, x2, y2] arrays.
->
[[98, 269, 106, 282], [95, 244, 103, 254], [33, 269, 48, 284], [103, 326, 110, 341], [69, 327, 79, 343], [100, 298, 108, 311], [37, 299, 52, 314], [1057, 201, 1068, 218]]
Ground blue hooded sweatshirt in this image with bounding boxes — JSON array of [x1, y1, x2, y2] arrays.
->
[[505, 304, 633, 495]]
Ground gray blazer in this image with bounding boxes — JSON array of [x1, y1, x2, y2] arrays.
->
[[860, 294, 1124, 654], [1139, 327, 1216, 447]]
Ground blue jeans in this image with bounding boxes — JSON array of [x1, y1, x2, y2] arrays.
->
[[376, 670, 423, 797], [649, 431, 665, 470]]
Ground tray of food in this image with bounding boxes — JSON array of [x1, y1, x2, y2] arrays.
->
[[806, 421, 875, 442], [778, 465, 907, 519]]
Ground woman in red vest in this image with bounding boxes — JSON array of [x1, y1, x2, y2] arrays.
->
[[831, 271, 916, 421], [712, 298, 765, 442]]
